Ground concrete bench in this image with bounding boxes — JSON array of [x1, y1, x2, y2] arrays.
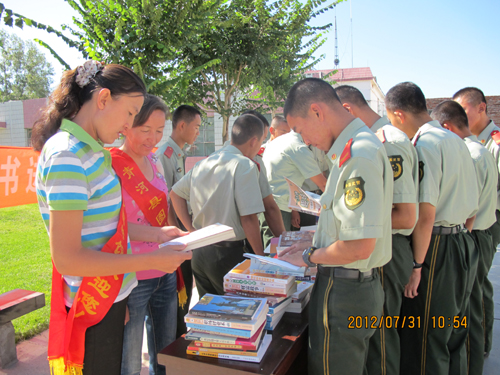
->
[[0, 289, 45, 368]]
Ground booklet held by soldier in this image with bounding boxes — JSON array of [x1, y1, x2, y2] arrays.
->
[[159, 223, 236, 252], [285, 177, 321, 216]]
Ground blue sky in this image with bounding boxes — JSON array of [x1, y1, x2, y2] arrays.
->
[[3, 0, 500, 98]]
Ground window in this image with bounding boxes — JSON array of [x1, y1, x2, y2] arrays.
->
[[26, 129, 32, 147], [185, 116, 215, 156]]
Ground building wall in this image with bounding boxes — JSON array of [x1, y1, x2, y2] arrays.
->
[[0, 101, 28, 147]]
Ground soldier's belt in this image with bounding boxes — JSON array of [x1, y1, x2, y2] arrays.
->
[[432, 224, 465, 235], [318, 265, 374, 279]]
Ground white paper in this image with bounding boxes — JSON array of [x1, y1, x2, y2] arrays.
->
[[159, 223, 235, 251], [243, 253, 302, 271]]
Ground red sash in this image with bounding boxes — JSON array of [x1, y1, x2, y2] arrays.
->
[[110, 149, 187, 307], [48, 203, 127, 375]]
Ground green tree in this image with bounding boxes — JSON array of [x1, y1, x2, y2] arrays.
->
[[0, 29, 54, 101], [0, 0, 337, 141], [176, 0, 337, 141]]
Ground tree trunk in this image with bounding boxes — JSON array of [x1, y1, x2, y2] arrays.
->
[[222, 114, 230, 143]]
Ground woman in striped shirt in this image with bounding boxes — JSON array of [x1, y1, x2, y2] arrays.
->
[[32, 61, 192, 375]]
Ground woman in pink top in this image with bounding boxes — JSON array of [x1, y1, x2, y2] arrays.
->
[[110, 95, 179, 375]]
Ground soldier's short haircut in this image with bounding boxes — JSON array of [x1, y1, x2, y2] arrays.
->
[[452, 87, 488, 112], [231, 114, 264, 145], [284, 78, 340, 118], [172, 105, 201, 129], [335, 85, 369, 107], [242, 110, 269, 127], [385, 82, 428, 115], [271, 115, 287, 128], [431, 100, 469, 130]]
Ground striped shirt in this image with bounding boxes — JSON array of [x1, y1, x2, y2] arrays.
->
[[36, 119, 137, 307]]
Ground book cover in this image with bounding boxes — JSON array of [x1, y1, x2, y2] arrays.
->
[[285, 177, 321, 216], [185, 322, 265, 347], [268, 297, 292, 315], [186, 334, 272, 363], [185, 309, 267, 338], [184, 301, 268, 331], [277, 231, 315, 254], [223, 282, 296, 297], [187, 334, 265, 356], [159, 223, 235, 251], [224, 291, 287, 305], [189, 294, 263, 321], [243, 253, 303, 271], [226, 260, 294, 285], [265, 309, 286, 331], [292, 281, 314, 300]]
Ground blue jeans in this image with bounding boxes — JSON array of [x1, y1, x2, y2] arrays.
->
[[121, 273, 177, 375]]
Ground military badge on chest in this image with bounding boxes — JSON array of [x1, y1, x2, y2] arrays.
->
[[344, 177, 365, 210], [389, 155, 403, 181]]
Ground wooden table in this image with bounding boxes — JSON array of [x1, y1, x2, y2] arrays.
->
[[158, 309, 309, 375]]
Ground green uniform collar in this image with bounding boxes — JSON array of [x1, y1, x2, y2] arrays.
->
[[167, 136, 185, 158], [60, 118, 105, 153], [370, 116, 390, 133], [327, 118, 366, 162], [477, 120, 498, 142], [464, 135, 479, 144], [222, 144, 244, 156]]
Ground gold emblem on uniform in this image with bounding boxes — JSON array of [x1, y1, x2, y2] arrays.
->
[[389, 155, 403, 181], [419, 161, 424, 182], [344, 177, 365, 210], [177, 167, 182, 173]]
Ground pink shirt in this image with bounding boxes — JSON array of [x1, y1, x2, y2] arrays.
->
[[122, 153, 169, 280]]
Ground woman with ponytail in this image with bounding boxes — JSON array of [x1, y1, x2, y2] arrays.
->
[[33, 61, 192, 375]]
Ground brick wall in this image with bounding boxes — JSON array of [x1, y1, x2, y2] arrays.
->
[[426, 96, 500, 125]]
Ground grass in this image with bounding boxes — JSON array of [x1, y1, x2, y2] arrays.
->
[[0, 203, 52, 343]]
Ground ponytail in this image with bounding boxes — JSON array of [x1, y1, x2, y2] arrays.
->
[[32, 62, 146, 151]]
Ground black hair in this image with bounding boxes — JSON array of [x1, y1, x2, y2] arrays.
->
[[283, 78, 340, 118], [242, 110, 269, 128], [431, 100, 469, 130], [172, 105, 201, 129], [271, 115, 287, 128], [133, 94, 169, 128], [335, 85, 369, 107], [452, 87, 488, 113], [32, 62, 146, 151], [385, 82, 428, 115], [231, 114, 264, 145]]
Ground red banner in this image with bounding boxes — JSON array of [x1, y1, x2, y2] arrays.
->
[[0, 146, 207, 209], [0, 146, 39, 208]]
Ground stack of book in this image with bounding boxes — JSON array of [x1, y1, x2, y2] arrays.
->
[[285, 281, 314, 313], [184, 294, 272, 362], [224, 258, 299, 331]]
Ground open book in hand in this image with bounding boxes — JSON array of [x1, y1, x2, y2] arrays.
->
[[285, 177, 321, 216], [159, 223, 235, 252], [243, 253, 303, 271]]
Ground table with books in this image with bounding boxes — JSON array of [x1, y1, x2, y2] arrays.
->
[[158, 240, 315, 375]]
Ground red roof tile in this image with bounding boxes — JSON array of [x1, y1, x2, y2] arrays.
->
[[304, 67, 374, 82]]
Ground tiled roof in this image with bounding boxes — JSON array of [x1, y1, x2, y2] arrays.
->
[[304, 67, 374, 82], [426, 96, 500, 126]]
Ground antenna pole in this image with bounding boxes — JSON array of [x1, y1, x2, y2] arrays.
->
[[334, 5, 339, 69], [350, 0, 353, 68]]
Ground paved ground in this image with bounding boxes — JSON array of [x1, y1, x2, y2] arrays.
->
[[1, 254, 499, 375]]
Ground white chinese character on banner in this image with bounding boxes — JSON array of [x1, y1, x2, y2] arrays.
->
[[0, 155, 20, 196], [26, 156, 37, 193]]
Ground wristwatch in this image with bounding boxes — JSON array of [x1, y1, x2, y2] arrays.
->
[[413, 260, 424, 269], [302, 246, 317, 267]]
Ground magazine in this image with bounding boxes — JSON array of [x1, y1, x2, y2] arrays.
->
[[285, 177, 321, 216]]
